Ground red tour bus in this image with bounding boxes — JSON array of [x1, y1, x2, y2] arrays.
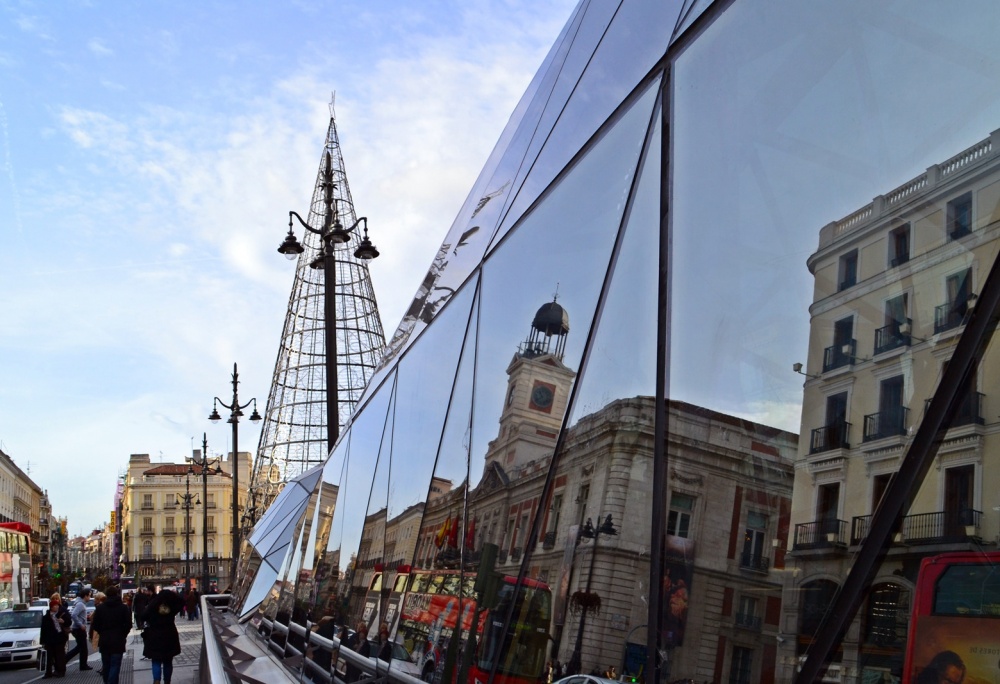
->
[[902, 551, 1000, 683], [367, 565, 552, 684], [0, 522, 32, 609]]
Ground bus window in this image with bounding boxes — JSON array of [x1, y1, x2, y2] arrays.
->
[[441, 575, 461, 596], [411, 573, 430, 594], [370, 574, 383, 592], [428, 575, 445, 594], [462, 576, 476, 599], [933, 563, 1000, 615]]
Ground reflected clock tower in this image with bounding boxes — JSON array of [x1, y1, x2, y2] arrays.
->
[[485, 298, 577, 471]]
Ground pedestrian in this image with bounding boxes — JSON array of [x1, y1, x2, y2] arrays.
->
[[185, 587, 200, 621], [344, 621, 370, 682], [39, 592, 70, 678], [65, 587, 95, 671], [90, 592, 106, 664], [141, 588, 185, 684], [376, 622, 392, 663], [90, 586, 133, 684], [133, 586, 151, 630]]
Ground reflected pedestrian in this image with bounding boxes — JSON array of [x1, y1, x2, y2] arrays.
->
[[65, 587, 94, 671], [141, 588, 184, 684], [345, 621, 370, 682], [376, 622, 392, 663], [90, 586, 133, 684]]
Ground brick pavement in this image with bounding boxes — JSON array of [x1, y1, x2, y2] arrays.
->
[[43, 616, 202, 684]]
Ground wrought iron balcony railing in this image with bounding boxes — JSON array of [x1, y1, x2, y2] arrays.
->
[[810, 421, 850, 454], [862, 407, 908, 442], [823, 339, 856, 372], [851, 509, 982, 545], [793, 518, 848, 550], [739, 552, 770, 573], [874, 320, 911, 355]]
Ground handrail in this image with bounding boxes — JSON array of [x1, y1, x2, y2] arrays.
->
[[200, 594, 233, 683]]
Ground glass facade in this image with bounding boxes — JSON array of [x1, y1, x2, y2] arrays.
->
[[229, 2, 1000, 683]]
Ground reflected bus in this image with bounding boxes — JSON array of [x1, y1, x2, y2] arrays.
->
[[0, 522, 32, 609], [903, 551, 1000, 683]]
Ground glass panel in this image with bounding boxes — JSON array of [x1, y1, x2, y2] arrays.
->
[[672, 1, 1000, 681], [493, 0, 681, 250]]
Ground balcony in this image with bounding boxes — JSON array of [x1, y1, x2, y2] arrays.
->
[[923, 392, 985, 428], [206, 528, 217, 534], [874, 320, 910, 355], [852, 509, 983, 545], [734, 612, 762, 631], [793, 519, 848, 550], [140, 529, 155, 536], [810, 421, 850, 454], [862, 407, 908, 442], [823, 339, 856, 373], [141, 503, 154, 510], [163, 528, 177, 536], [542, 531, 556, 550], [934, 301, 969, 333], [510, 547, 522, 562], [739, 552, 770, 573]]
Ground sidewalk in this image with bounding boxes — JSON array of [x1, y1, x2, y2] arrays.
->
[[35, 616, 202, 683]]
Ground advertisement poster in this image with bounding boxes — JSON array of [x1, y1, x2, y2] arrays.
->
[[661, 536, 695, 647], [908, 616, 1000, 684]]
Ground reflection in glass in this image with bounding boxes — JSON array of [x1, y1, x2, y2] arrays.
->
[[671, 1, 1000, 680]]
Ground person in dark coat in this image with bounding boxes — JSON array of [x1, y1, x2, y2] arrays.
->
[[344, 621, 371, 683], [132, 587, 151, 629], [375, 622, 392, 663], [89, 586, 133, 684], [39, 593, 70, 678], [141, 589, 184, 684], [185, 588, 200, 621]]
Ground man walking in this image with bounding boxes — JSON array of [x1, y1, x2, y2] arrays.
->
[[65, 587, 94, 671], [90, 586, 133, 684]]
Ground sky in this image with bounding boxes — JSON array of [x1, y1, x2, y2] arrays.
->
[[0, 0, 578, 536]]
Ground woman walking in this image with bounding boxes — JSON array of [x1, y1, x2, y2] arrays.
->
[[39, 593, 70, 678], [141, 589, 184, 684], [90, 586, 133, 684]]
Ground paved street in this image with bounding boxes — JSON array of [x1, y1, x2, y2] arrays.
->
[[0, 617, 202, 684]]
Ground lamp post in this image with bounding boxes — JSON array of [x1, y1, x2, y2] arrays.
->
[[177, 469, 200, 594], [567, 514, 618, 675], [191, 433, 223, 592], [277, 151, 381, 456], [209, 363, 261, 586]]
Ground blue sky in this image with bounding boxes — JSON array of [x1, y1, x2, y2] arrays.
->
[[0, 0, 576, 536]]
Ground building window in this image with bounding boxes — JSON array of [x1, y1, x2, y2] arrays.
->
[[165, 493, 176, 508], [165, 517, 175, 533], [948, 192, 972, 239], [142, 517, 153, 533], [206, 493, 216, 509], [207, 516, 215, 533], [811, 392, 849, 454], [889, 223, 910, 266], [875, 294, 909, 355], [838, 249, 858, 291], [740, 512, 768, 572], [142, 494, 153, 510], [800, 580, 840, 638], [735, 596, 760, 629], [823, 316, 855, 372], [140, 567, 154, 577], [864, 375, 906, 442], [728, 646, 753, 684], [165, 540, 175, 557], [667, 493, 695, 538], [864, 583, 910, 646], [208, 564, 217, 575], [142, 540, 152, 559], [936, 268, 973, 333]]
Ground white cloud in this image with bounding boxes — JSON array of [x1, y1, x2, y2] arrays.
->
[[87, 39, 113, 56]]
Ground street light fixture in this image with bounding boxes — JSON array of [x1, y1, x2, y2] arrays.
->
[[567, 514, 618, 675], [277, 151, 381, 456], [209, 363, 261, 586], [191, 433, 223, 593], [176, 469, 200, 594]]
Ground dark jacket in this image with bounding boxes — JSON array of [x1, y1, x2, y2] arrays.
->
[[39, 605, 70, 647], [141, 590, 184, 661], [90, 596, 133, 654], [132, 590, 150, 622]]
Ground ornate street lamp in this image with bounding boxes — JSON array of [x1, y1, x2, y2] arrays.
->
[[191, 433, 223, 593], [567, 514, 618, 675], [209, 363, 261, 585], [176, 469, 200, 594], [277, 151, 380, 455]]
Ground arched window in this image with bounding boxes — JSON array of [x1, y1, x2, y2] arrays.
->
[[864, 582, 910, 646], [142, 540, 153, 559], [208, 538, 215, 556], [799, 579, 840, 645], [166, 540, 175, 557]]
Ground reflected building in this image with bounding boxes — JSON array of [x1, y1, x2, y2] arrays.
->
[[389, 304, 797, 681], [783, 129, 1000, 682]]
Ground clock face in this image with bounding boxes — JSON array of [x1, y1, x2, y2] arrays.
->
[[530, 385, 554, 409]]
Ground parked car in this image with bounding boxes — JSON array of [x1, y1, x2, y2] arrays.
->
[[0, 605, 44, 668], [368, 640, 421, 678]]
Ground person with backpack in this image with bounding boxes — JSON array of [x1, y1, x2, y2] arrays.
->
[[141, 589, 185, 684]]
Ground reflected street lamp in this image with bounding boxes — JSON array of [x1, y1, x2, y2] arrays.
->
[[567, 514, 618, 674], [277, 151, 381, 456], [177, 469, 200, 594], [209, 363, 261, 584], [191, 433, 223, 592]]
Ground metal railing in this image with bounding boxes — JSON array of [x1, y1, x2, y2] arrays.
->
[[809, 421, 850, 454], [823, 339, 856, 372], [739, 552, 770, 573], [852, 509, 982, 545], [934, 301, 967, 333], [874, 320, 911, 355], [793, 519, 848, 549], [862, 407, 908, 442]]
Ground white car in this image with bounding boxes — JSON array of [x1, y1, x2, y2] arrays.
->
[[0, 605, 44, 667], [368, 640, 422, 678]]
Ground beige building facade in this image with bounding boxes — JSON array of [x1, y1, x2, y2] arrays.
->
[[121, 450, 250, 591], [782, 129, 1000, 682]]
